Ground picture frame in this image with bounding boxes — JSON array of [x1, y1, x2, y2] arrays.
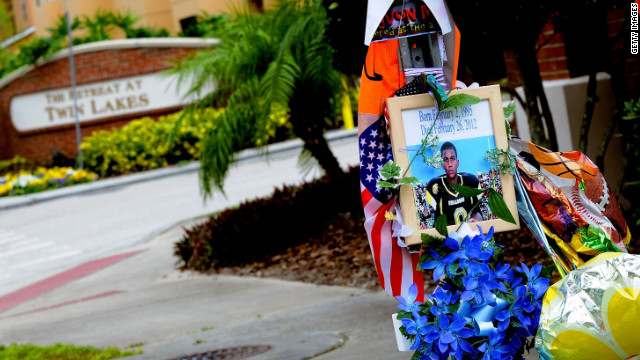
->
[[386, 85, 519, 246]]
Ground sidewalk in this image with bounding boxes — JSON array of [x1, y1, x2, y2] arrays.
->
[[0, 128, 411, 359], [0, 217, 408, 360]]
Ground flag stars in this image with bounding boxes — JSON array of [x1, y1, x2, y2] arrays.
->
[[378, 142, 385, 150], [360, 138, 367, 146], [368, 152, 375, 160], [365, 174, 374, 183], [370, 129, 378, 138], [369, 140, 377, 149], [360, 149, 365, 157], [366, 163, 374, 171], [377, 153, 385, 161]]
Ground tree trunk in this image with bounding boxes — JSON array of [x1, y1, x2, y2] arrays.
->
[[578, 71, 598, 153], [514, 45, 558, 151], [289, 90, 344, 181]]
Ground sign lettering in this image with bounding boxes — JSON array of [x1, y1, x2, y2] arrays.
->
[[10, 73, 209, 132]]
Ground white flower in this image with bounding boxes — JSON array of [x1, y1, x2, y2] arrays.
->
[[446, 223, 480, 245], [390, 204, 413, 247]]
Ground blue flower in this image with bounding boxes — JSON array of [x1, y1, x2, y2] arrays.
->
[[477, 331, 506, 360], [422, 249, 458, 282], [453, 235, 494, 275], [395, 283, 423, 316], [516, 263, 550, 300], [428, 286, 459, 317], [494, 285, 536, 336], [477, 331, 523, 360], [494, 263, 514, 283], [401, 314, 432, 350], [460, 268, 506, 306], [436, 313, 475, 359]]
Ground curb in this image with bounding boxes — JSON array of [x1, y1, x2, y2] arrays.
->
[[0, 128, 357, 211]]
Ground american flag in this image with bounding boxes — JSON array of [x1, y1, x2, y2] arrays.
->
[[359, 114, 425, 302]]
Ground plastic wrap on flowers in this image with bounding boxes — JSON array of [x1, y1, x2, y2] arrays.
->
[[510, 137, 631, 269], [536, 253, 640, 359]]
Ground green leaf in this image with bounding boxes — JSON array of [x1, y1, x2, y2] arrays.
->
[[540, 264, 556, 279], [435, 214, 448, 236], [442, 94, 482, 110], [396, 310, 414, 320], [503, 101, 516, 119], [487, 189, 516, 224], [411, 350, 423, 360], [379, 160, 402, 180], [400, 176, 420, 185], [423, 74, 445, 109], [451, 183, 485, 197], [376, 180, 396, 189], [505, 120, 512, 138], [448, 262, 460, 276]]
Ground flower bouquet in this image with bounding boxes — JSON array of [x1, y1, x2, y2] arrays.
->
[[395, 224, 551, 360]]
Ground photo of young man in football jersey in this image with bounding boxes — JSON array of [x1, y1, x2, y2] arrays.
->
[[426, 141, 483, 226]]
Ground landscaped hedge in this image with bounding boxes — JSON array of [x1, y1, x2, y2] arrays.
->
[[81, 109, 219, 177], [174, 166, 363, 270], [81, 107, 292, 178]]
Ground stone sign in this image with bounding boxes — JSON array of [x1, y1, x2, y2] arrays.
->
[[10, 73, 197, 132]]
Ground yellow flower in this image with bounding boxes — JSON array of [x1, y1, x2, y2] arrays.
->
[[384, 211, 397, 221], [0, 183, 10, 196]]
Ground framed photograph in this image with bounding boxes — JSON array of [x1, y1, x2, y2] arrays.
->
[[386, 85, 519, 245]]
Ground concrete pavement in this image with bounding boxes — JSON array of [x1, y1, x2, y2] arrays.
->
[[0, 128, 411, 359], [0, 217, 408, 360], [0, 128, 359, 298]]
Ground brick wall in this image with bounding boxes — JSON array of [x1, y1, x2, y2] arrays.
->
[[607, 9, 640, 96], [505, 10, 639, 98], [504, 22, 570, 90], [0, 44, 204, 161]]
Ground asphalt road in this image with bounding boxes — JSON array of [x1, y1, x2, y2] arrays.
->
[[0, 131, 359, 298]]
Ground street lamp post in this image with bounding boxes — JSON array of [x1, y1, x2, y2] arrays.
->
[[44, 0, 82, 169]]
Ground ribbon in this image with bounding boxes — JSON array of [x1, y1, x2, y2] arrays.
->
[[576, 225, 620, 254], [387, 203, 414, 247], [457, 296, 509, 337]]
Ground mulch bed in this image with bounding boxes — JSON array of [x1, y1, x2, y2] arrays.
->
[[214, 212, 640, 291]]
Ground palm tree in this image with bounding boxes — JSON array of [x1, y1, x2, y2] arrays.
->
[[81, 10, 114, 42], [170, 0, 345, 196]]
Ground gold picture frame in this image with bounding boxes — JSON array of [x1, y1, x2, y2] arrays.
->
[[386, 85, 519, 246]]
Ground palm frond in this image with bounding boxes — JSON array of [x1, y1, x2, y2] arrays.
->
[[260, 51, 300, 105], [297, 147, 322, 177], [199, 78, 262, 197]]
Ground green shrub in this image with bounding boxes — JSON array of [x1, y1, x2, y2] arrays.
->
[[621, 98, 640, 225], [0, 155, 27, 174], [174, 166, 362, 270], [81, 108, 221, 177], [81, 105, 293, 178]]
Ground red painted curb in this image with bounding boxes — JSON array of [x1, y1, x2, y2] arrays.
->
[[0, 290, 124, 319], [0, 249, 146, 313]]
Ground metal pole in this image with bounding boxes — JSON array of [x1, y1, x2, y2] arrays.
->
[[65, 1, 83, 169]]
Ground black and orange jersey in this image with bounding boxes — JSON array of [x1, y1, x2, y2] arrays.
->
[[426, 172, 480, 226]]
